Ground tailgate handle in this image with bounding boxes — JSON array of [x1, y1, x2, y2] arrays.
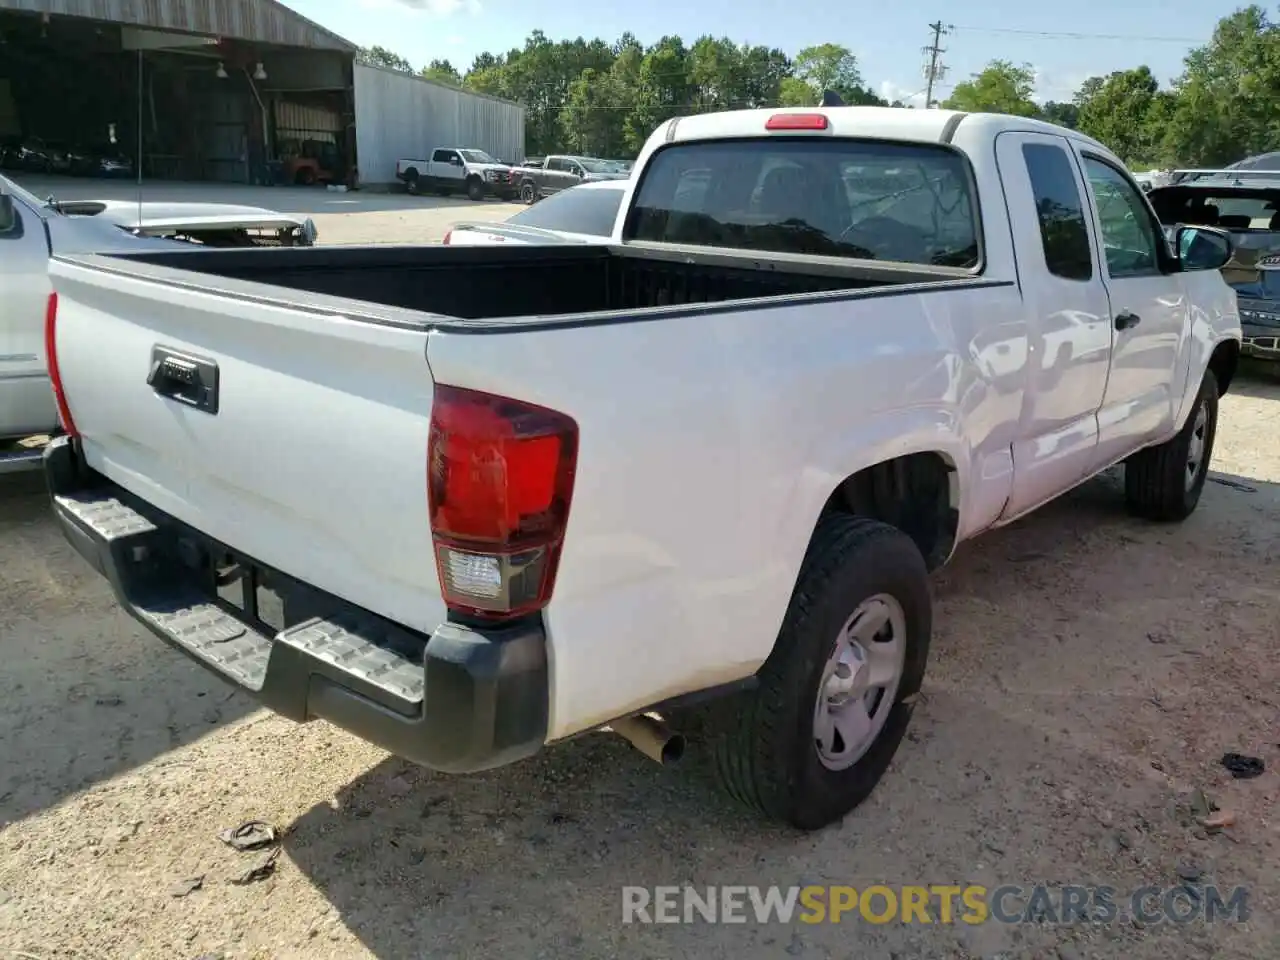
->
[[147, 347, 219, 415]]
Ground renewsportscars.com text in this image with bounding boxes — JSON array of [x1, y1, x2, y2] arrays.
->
[[621, 884, 1250, 925]]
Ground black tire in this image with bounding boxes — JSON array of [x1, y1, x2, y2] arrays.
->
[[707, 515, 931, 831], [295, 168, 316, 187], [404, 170, 420, 195], [1124, 369, 1219, 522], [521, 180, 538, 204], [466, 176, 485, 202]]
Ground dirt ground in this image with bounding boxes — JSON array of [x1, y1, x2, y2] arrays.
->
[[0, 206, 1276, 959]]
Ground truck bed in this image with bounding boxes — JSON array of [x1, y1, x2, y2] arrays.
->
[[82, 243, 973, 323]]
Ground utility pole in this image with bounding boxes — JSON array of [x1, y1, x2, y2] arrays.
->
[[922, 21, 951, 109]]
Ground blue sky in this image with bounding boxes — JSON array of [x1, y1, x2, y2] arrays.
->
[[287, 0, 1244, 105]]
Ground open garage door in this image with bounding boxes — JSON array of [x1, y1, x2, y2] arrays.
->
[[0, 11, 354, 186]]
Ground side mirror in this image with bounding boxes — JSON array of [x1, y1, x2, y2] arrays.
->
[[1176, 225, 1234, 271]]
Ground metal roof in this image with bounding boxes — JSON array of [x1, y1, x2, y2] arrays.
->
[[0, 0, 356, 52]]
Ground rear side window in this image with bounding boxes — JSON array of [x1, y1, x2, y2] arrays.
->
[[1022, 143, 1093, 281], [432, 149, 453, 163], [508, 184, 624, 236], [626, 139, 980, 267]]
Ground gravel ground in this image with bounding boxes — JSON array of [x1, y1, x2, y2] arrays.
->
[[0, 206, 1276, 959]]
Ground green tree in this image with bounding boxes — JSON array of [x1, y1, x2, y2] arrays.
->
[[1160, 6, 1280, 166], [942, 60, 1038, 116], [789, 44, 885, 105], [421, 59, 462, 86], [356, 45, 413, 73], [1038, 101, 1079, 129], [624, 36, 690, 152], [561, 67, 627, 155], [1075, 66, 1165, 163]]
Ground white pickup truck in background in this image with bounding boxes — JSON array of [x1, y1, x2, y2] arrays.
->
[[0, 174, 317, 473], [394, 147, 517, 201], [43, 106, 1240, 831]]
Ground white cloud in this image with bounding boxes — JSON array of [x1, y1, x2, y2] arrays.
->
[[878, 80, 927, 106], [1029, 66, 1091, 104]]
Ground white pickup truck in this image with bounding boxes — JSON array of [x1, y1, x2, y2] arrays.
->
[[0, 175, 317, 473], [43, 107, 1240, 831], [394, 147, 517, 201]]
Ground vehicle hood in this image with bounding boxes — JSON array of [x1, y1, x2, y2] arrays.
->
[[54, 199, 318, 243], [65, 198, 310, 229], [466, 162, 512, 174], [583, 171, 630, 181], [446, 222, 594, 245]]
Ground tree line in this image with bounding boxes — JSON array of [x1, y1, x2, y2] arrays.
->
[[357, 5, 1280, 167]]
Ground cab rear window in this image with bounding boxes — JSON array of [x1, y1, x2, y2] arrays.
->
[[625, 138, 980, 268]]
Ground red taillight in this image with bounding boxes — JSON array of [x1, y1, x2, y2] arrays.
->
[[427, 385, 578, 622], [765, 113, 829, 131], [442, 229, 452, 245], [44, 292, 78, 438]]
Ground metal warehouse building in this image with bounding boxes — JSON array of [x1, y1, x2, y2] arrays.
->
[[354, 64, 525, 181], [0, 0, 524, 187]]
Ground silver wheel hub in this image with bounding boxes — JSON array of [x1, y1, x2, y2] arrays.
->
[[813, 594, 907, 771], [1186, 401, 1208, 491]]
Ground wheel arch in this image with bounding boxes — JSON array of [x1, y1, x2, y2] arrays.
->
[[1208, 338, 1239, 398], [816, 451, 961, 572]]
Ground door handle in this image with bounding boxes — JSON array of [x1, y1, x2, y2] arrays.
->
[[1114, 311, 1141, 331], [147, 346, 220, 414]]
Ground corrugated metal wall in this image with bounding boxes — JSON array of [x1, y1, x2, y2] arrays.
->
[[275, 100, 340, 135], [0, 0, 354, 50], [354, 64, 525, 185]]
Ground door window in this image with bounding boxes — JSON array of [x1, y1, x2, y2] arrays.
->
[[546, 158, 566, 172], [1083, 157, 1163, 278], [431, 149, 452, 163], [1022, 143, 1092, 281]]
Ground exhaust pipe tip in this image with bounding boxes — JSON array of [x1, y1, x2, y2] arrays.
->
[[658, 732, 686, 765], [610, 713, 685, 766]]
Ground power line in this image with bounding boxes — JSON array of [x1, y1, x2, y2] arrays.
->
[[922, 21, 952, 110], [950, 25, 1206, 43]]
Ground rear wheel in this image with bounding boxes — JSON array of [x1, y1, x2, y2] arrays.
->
[[520, 180, 538, 204], [404, 170, 420, 195], [1124, 369, 1219, 521], [707, 515, 931, 830], [466, 176, 485, 202], [295, 168, 316, 187]]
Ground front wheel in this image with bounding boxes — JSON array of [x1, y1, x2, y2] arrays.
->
[[1124, 369, 1219, 521], [466, 177, 485, 202], [707, 515, 931, 831]]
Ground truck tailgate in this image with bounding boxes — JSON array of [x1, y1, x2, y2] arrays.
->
[[47, 256, 446, 635]]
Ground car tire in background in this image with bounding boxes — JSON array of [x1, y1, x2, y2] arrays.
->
[[404, 169, 420, 195], [521, 180, 538, 205], [704, 514, 932, 830], [466, 176, 485, 202]]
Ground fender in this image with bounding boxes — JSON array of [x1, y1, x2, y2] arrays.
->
[[772, 402, 969, 589], [1172, 273, 1240, 432]]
